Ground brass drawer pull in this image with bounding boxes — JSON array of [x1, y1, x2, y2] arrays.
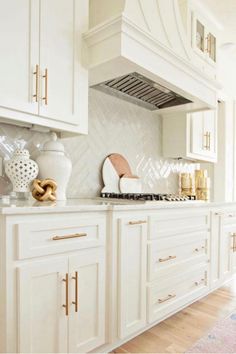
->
[[203, 132, 209, 150], [195, 278, 205, 286], [72, 271, 78, 312], [33, 64, 39, 102], [231, 233, 236, 252], [128, 220, 147, 225], [159, 255, 176, 262], [62, 273, 69, 316], [42, 68, 48, 105], [158, 294, 176, 304], [52, 233, 87, 241], [194, 246, 205, 252]]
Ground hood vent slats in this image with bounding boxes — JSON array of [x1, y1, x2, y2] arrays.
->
[[92, 72, 191, 111]]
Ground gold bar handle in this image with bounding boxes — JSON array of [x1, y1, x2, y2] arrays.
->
[[230, 233, 236, 252], [208, 132, 211, 150], [203, 132, 208, 150], [159, 255, 176, 263], [72, 271, 78, 312], [128, 220, 147, 225], [42, 68, 48, 105], [195, 278, 205, 286], [205, 34, 210, 53], [33, 64, 39, 102], [52, 233, 87, 241], [158, 294, 176, 304], [194, 246, 205, 252], [62, 273, 69, 316]]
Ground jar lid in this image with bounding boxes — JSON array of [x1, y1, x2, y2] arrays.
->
[[42, 133, 65, 153]]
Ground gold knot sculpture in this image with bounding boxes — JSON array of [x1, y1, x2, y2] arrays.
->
[[32, 179, 57, 202]]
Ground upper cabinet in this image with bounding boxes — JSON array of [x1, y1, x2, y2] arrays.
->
[[178, 0, 219, 80], [162, 109, 217, 163], [0, 0, 88, 135], [192, 14, 217, 65]]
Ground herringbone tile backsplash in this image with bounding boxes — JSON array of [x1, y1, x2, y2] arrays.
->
[[0, 89, 196, 197]]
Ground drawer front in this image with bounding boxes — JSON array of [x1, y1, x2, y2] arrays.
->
[[148, 231, 209, 282], [16, 216, 106, 259], [147, 265, 209, 324], [149, 210, 210, 240]]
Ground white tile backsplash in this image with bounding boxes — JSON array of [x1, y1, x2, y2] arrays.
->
[[0, 89, 196, 197]]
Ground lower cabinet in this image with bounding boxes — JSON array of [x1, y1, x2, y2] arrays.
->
[[210, 211, 236, 289], [18, 248, 105, 353], [117, 217, 147, 339]]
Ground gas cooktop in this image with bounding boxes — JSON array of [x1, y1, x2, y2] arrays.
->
[[100, 192, 196, 202]]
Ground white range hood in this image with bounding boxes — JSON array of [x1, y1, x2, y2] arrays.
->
[[84, 0, 220, 112]]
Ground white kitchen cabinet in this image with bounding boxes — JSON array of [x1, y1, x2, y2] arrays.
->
[[0, 211, 106, 354], [162, 109, 217, 162], [118, 217, 147, 339], [210, 211, 236, 290], [0, 0, 39, 115], [18, 257, 68, 353], [0, 0, 88, 135], [69, 249, 105, 353], [18, 249, 105, 354], [191, 11, 217, 66]]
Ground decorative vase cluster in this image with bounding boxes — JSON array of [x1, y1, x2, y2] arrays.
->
[[5, 133, 72, 201]]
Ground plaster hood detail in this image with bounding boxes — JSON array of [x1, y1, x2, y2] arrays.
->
[[84, 0, 220, 112]]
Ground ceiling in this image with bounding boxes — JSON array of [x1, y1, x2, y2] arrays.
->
[[198, 0, 236, 51]]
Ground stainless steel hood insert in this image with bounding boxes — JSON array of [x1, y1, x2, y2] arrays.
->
[[92, 72, 192, 111]]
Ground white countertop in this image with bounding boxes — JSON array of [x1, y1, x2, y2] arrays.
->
[[0, 197, 236, 215]]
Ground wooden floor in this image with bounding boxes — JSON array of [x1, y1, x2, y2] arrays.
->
[[114, 277, 236, 353]]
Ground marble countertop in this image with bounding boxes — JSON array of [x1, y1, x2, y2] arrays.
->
[[0, 198, 235, 215]]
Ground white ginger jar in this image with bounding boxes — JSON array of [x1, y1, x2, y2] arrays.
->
[[5, 149, 39, 192], [36, 133, 72, 200]]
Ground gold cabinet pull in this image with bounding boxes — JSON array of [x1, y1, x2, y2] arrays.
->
[[42, 68, 48, 105], [158, 294, 176, 304], [52, 233, 87, 241], [205, 34, 210, 53], [208, 132, 211, 150], [159, 255, 176, 263], [195, 278, 205, 286], [72, 271, 78, 312], [230, 233, 236, 252], [33, 64, 39, 102], [194, 246, 205, 252], [128, 220, 147, 225], [62, 273, 69, 316], [203, 132, 208, 150]]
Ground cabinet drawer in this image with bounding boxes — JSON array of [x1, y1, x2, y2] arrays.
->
[[149, 210, 210, 240], [16, 215, 106, 259], [148, 231, 209, 281], [147, 265, 209, 324]]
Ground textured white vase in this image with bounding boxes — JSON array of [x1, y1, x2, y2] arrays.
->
[[5, 149, 39, 192], [36, 133, 72, 200]]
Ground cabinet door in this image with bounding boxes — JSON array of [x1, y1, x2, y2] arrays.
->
[[0, 0, 39, 114], [190, 110, 217, 162], [118, 217, 147, 339], [18, 257, 68, 353], [220, 224, 232, 282], [191, 13, 206, 58], [69, 248, 105, 353], [190, 111, 205, 155], [39, 0, 88, 130]]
